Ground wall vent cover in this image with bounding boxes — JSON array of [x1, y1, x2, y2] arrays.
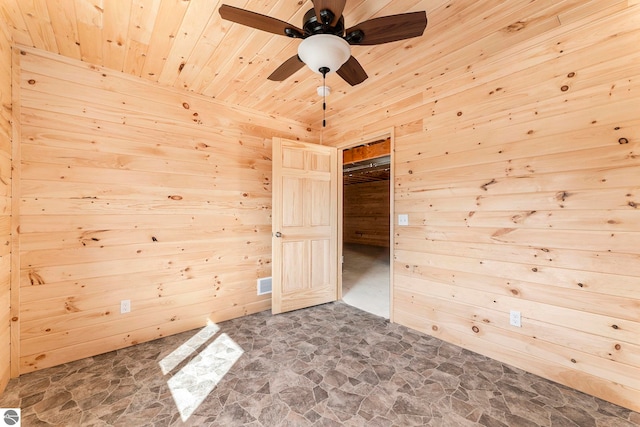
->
[[257, 277, 272, 295]]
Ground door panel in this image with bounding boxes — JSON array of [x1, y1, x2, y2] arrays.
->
[[282, 177, 304, 227], [310, 180, 331, 226], [272, 138, 338, 314], [310, 239, 331, 288], [282, 241, 306, 292]]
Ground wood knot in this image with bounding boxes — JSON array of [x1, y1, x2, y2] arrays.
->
[[505, 21, 526, 32], [555, 191, 570, 202], [614, 344, 621, 350], [11, 317, 18, 322], [618, 138, 629, 144], [570, 358, 577, 364], [168, 195, 183, 200], [577, 283, 584, 288], [472, 326, 480, 333], [182, 102, 190, 109], [561, 85, 569, 92], [531, 267, 538, 272], [567, 72, 575, 78], [28, 271, 46, 286], [492, 228, 515, 239], [457, 111, 463, 116], [28, 79, 36, 85], [432, 325, 438, 332], [35, 354, 46, 361], [510, 289, 519, 296], [481, 179, 497, 191], [65, 301, 80, 312], [612, 324, 619, 330], [408, 170, 413, 174]]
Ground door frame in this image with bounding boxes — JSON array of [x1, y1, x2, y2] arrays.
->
[[336, 128, 395, 322]]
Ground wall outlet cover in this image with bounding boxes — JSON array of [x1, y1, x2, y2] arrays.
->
[[509, 310, 521, 327]]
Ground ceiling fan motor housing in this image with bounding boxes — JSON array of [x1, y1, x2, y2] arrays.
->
[[303, 8, 345, 36]]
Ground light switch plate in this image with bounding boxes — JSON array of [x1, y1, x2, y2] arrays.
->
[[398, 214, 409, 226]]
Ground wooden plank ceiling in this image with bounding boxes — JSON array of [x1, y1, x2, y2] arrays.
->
[[0, 0, 602, 128], [0, 0, 448, 127]]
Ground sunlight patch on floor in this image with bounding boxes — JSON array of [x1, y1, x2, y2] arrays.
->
[[160, 322, 244, 421], [159, 323, 220, 374]]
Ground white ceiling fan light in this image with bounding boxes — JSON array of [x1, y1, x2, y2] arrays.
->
[[297, 34, 351, 76]]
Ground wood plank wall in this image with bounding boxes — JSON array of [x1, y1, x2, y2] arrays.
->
[[343, 180, 390, 247], [15, 47, 314, 374], [325, 3, 640, 412], [0, 19, 12, 391]]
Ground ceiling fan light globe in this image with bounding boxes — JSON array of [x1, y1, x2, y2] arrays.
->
[[298, 34, 350, 75]]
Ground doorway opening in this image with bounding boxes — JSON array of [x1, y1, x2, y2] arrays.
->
[[340, 138, 391, 319]]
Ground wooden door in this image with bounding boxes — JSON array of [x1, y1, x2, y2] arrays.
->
[[272, 138, 338, 314]]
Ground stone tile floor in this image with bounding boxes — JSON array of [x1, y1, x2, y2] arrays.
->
[[1, 302, 638, 426]]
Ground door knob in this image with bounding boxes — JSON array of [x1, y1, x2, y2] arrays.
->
[[275, 232, 282, 238]]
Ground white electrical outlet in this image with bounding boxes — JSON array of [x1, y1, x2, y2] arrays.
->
[[121, 300, 131, 314], [398, 214, 409, 226], [509, 310, 521, 327]]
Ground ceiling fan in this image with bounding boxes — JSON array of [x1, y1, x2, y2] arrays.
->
[[219, 1, 428, 86]]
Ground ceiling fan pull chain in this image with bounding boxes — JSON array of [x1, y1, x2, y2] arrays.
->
[[323, 88, 326, 129], [320, 66, 329, 128]]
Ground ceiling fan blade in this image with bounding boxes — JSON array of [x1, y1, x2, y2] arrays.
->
[[219, 4, 304, 37], [337, 56, 368, 86], [311, 0, 346, 26], [268, 55, 305, 81], [346, 11, 427, 45]]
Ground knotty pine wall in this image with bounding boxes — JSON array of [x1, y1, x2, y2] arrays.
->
[[0, 20, 12, 390], [343, 180, 390, 247], [14, 47, 314, 374], [326, 3, 640, 412]]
